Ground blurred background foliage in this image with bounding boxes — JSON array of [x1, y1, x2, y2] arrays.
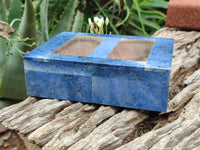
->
[[0, 0, 168, 107]]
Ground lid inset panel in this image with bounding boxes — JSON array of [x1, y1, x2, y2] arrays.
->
[[52, 35, 105, 57], [107, 38, 154, 61]]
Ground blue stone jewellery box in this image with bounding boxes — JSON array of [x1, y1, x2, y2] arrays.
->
[[23, 32, 174, 112]]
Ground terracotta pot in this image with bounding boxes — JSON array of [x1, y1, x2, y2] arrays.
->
[[166, 0, 200, 30]]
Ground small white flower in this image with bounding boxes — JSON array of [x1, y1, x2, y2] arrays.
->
[[94, 17, 99, 25], [105, 17, 109, 26], [101, 17, 104, 26], [96, 21, 101, 27], [88, 18, 92, 26], [94, 17, 104, 28]]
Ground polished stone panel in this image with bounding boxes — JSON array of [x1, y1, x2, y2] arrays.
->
[[53, 35, 105, 56], [24, 32, 174, 112], [25, 70, 92, 102], [107, 38, 154, 61]]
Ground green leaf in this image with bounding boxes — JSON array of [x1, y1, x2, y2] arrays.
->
[[130, 29, 145, 36], [35, 0, 43, 13], [40, 0, 49, 41], [127, 21, 144, 32], [50, 0, 79, 37], [0, 0, 7, 98], [0, 0, 7, 65], [4, 0, 10, 10], [19, 0, 36, 52], [0, 0, 6, 21], [142, 18, 160, 30], [93, 0, 119, 35], [48, 0, 58, 7], [0, 38, 7, 98], [140, 1, 168, 9], [36, 30, 44, 46], [0, 99, 20, 109], [142, 14, 165, 20], [8, 0, 21, 30], [132, 0, 148, 36], [1, 0, 37, 100], [115, 5, 130, 27], [141, 10, 166, 18], [131, 15, 160, 30], [72, 10, 84, 32], [48, 0, 65, 29], [0, 46, 27, 99]]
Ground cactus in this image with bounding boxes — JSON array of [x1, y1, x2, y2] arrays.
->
[[0, 0, 36, 99], [0, 0, 84, 100], [0, 0, 6, 21], [0, 0, 12, 97], [18, 0, 36, 52], [50, 0, 79, 37], [8, 0, 21, 30], [72, 10, 84, 32], [40, 0, 49, 41]]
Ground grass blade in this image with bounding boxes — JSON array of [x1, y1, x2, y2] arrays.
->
[[35, 0, 43, 13], [94, 0, 119, 35], [140, 1, 168, 9], [132, 0, 148, 36], [115, 5, 130, 27]]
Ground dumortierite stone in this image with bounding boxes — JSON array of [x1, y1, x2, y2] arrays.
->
[[23, 32, 174, 112]]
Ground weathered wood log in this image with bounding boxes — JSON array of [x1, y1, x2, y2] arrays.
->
[[31, 105, 118, 148], [0, 21, 14, 41], [117, 89, 200, 150], [153, 27, 200, 100], [1, 27, 200, 150], [116, 28, 200, 149], [0, 98, 71, 134]]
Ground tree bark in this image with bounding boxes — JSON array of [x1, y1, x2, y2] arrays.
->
[[0, 21, 14, 41]]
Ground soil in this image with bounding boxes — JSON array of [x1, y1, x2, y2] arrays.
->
[[0, 130, 26, 150]]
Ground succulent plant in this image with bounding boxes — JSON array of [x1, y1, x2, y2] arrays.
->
[[0, 0, 84, 100]]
